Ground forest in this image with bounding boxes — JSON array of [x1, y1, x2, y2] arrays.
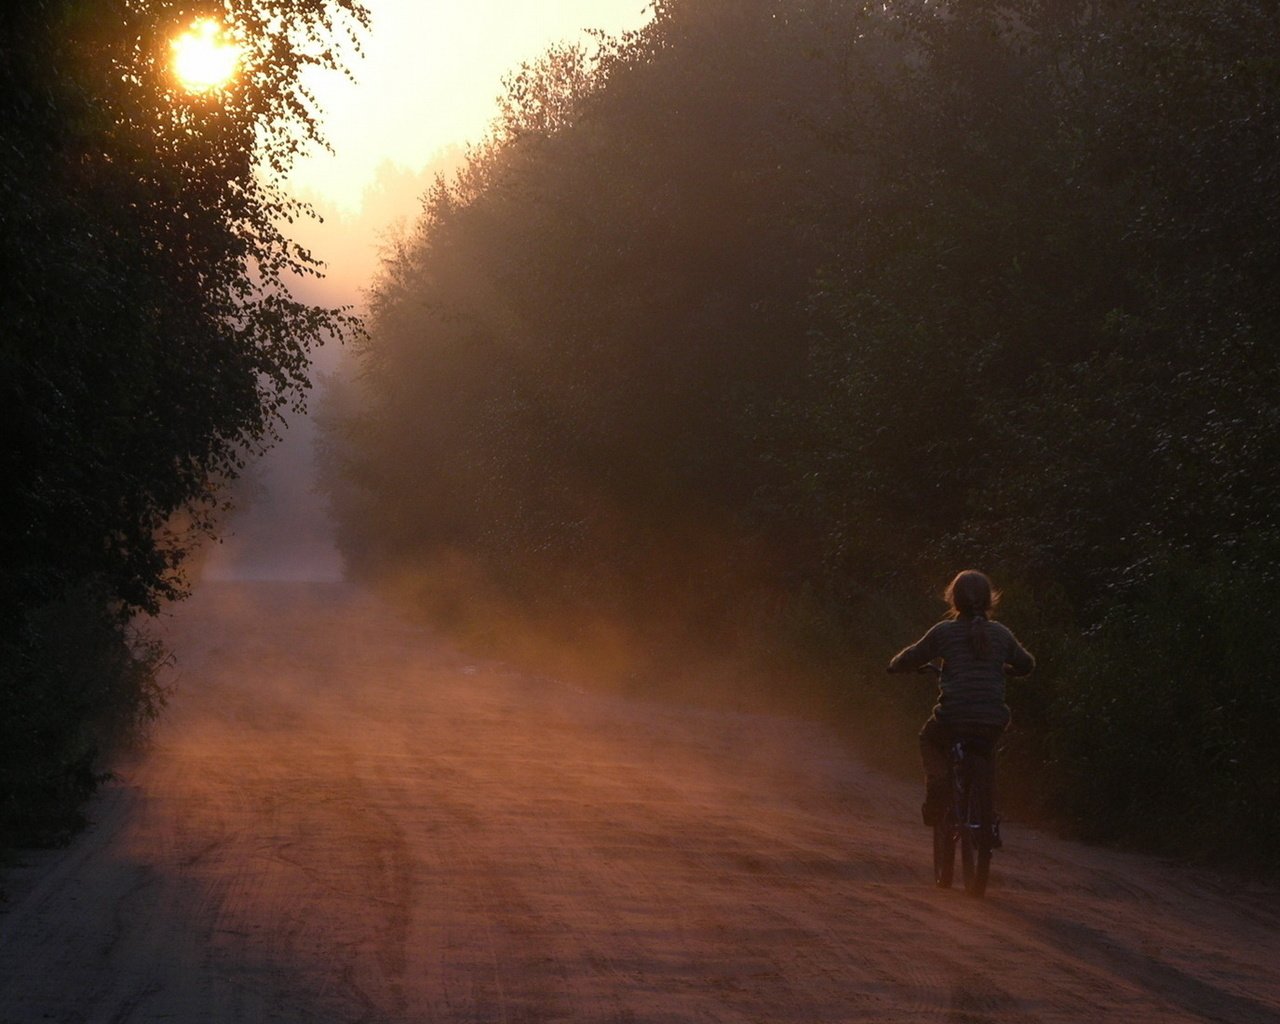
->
[[323, 0, 1280, 869], [1, 0, 367, 846]]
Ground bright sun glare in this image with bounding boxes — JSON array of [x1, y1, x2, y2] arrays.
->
[[171, 19, 241, 93]]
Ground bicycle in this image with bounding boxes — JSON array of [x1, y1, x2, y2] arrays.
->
[[932, 730, 999, 896]]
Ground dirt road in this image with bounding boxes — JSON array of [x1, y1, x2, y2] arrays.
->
[[2, 581, 1276, 1023]]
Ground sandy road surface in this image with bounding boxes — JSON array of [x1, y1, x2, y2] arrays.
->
[[2, 581, 1277, 1024]]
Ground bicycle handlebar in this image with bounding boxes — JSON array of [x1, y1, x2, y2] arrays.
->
[[886, 661, 1022, 676]]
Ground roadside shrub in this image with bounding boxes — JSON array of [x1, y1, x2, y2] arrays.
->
[[0, 584, 167, 848], [1045, 550, 1280, 869]]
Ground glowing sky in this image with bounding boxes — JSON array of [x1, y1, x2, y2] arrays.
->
[[287, 0, 655, 212]]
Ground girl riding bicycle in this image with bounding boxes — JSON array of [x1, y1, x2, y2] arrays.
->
[[887, 570, 1035, 826]]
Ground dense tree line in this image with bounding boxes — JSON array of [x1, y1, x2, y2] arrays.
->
[[325, 0, 1279, 869], [1, 0, 366, 845]]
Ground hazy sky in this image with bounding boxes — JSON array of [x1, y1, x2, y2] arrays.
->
[[287, 0, 655, 212]]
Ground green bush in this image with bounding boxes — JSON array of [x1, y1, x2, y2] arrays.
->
[[0, 585, 167, 848], [1044, 550, 1280, 869]]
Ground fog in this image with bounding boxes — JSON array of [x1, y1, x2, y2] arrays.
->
[[198, 413, 344, 584], [199, 150, 465, 586]]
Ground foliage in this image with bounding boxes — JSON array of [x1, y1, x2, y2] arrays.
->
[[1045, 547, 1280, 868], [0, 585, 169, 847], [1, 0, 367, 845], [324, 0, 1279, 869]]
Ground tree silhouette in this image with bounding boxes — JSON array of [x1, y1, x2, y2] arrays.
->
[[1, 0, 368, 843]]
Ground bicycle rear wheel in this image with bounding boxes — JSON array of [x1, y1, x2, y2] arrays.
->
[[961, 759, 993, 897]]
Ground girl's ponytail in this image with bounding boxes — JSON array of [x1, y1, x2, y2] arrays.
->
[[969, 611, 990, 659]]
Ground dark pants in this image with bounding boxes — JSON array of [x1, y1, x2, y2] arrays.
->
[[919, 717, 1005, 784]]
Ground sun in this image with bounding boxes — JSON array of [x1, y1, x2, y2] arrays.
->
[[171, 19, 241, 93]]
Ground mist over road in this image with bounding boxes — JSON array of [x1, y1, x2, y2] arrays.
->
[[2, 581, 1277, 1023]]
